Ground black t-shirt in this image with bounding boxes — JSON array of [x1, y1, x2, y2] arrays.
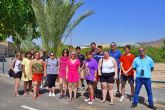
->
[[77, 54, 85, 67]]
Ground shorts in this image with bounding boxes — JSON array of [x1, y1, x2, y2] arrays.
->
[[32, 74, 43, 82], [120, 75, 134, 85], [47, 74, 58, 88], [86, 80, 94, 85], [13, 71, 22, 79], [100, 72, 115, 83]]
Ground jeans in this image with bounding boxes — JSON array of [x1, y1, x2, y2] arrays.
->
[[133, 78, 153, 106]]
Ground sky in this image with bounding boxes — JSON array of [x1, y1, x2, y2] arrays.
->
[[34, 0, 165, 46]]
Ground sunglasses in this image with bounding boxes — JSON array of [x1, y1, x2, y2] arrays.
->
[[71, 54, 76, 56], [139, 50, 145, 52], [50, 54, 55, 56]]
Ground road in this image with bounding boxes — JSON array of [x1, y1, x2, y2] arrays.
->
[[0, 76, 165, 110]]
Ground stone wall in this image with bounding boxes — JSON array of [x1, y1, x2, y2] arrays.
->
[[0, 41, 14, 57]]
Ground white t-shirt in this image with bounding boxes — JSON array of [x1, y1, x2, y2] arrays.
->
[[13, 60, 22, 73], [101, 57, 115, 73]]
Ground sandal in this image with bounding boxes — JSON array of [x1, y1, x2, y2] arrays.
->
[[73, 98, 78, 101], [23, 93, 28, 97], [14, 93, 19, 97], [100, 100, 106, 103], [110, 102, 114, 105]]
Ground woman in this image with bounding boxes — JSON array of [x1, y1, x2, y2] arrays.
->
[[58, 49, 69, 98], [98, 50, 117, 105], [22, 51, 32, 96], [45, 52, 58, 97], [66, 51, 80, 101], [83, 52, 98, 105], [30, 52, 46, 100], [10, 52, 22, 96]]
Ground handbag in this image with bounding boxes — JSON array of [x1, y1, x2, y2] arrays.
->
[[8, 59, 16, 77], [8, 69, 14, 77]]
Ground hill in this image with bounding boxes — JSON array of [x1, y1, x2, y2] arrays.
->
[[138, 38, 165, 48]]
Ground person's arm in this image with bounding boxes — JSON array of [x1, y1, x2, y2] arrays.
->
[[150, 58, 154, 72], [30, 60, 33, 75], [98, 58, 102, 76], [66, 65, 68, 80], [42, 60, 46, 77], [120, 62, 128, 76], [10, 59, 15, 72], [94, 60, 98, 81], [112, 58, 118, 79], [57, 59, 60, 75]]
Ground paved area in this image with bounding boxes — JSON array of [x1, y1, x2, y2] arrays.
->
[[0, 75, 165, 110]]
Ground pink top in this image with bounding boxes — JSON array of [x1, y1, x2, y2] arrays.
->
[[58, 56, 69, 79], [67, 59, 80, 83]]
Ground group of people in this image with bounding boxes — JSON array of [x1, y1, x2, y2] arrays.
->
[[10, 42, 155, 109]]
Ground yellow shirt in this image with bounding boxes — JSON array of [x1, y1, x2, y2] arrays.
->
[[21, 58, 32, 81]]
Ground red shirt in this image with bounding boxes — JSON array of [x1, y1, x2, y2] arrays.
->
[[120, 53, 135, 76]]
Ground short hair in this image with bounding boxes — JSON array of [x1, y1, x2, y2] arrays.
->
[[97, 45, 103, 49], [62, 49, 69, 57], [25, 51, 32, 58], [111, 42, 116, 46], [124, 45, 131, 50], [86, 51, 92, 56], [49, 51, 55, 55], [69, 45, 73, 49], [76, 46, 81, 50], [90, 42, 96, 46]]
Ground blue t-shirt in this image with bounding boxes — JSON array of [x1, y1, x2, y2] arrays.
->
[[132, 56, 154, 78], [93, 53, 104, 63], [109, 49, 122, 69]]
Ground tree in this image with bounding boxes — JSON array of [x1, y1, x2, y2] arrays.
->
[[32, 0, 94, 52], [0, 0, 38, 51]]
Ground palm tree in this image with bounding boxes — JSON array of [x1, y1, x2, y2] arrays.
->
[[32, 0, 94, 52]]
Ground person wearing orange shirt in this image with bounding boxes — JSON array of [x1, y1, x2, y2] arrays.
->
[[119, 45, 135, 102]]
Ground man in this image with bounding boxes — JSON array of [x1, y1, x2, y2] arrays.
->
[[76, 46, 85, 88], [131, 47, 155, 109], [119, 45, 135, 102], [30, 48, 35, 59], [90, 42, 97, 55], [93, 45, 104, 92], [109, 42, 122, 97]]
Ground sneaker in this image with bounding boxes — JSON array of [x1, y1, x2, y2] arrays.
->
[[88, 100, 94, 105], [130, 97, 133, 103], [52, 93, 55, 97], [40, 84, 43, 89], [149, 105, 156, 109], [49, 92, 52, 97], [119, 95, 125, 102], [84, 98, 90, 102], [131, 104, 137, 108]]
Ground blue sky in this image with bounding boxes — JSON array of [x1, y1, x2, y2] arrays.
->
[[34, 0, 165, 46], [63, 0, 165, 45]]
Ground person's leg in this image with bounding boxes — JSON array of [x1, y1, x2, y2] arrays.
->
[[143, 78, 154, 107], [68, 83, 73, 100], [128, 77, 134, 97], [14, 78, 20, 96], [28, 80, 33, 94], [116, 70, 120, 94], [33, 81, 38, 99], [59, 78, 63, 95], [133, 78, 143, 105], [73, 82, 78, 100], [101, 82, 107, 102], [81, 78, 85, 88], [52, 75, 57, 96], [23, 81, 28, 96], [63, 81, 67, 96], [108, 83, 114, 104], [89, 84, 94, 101]]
